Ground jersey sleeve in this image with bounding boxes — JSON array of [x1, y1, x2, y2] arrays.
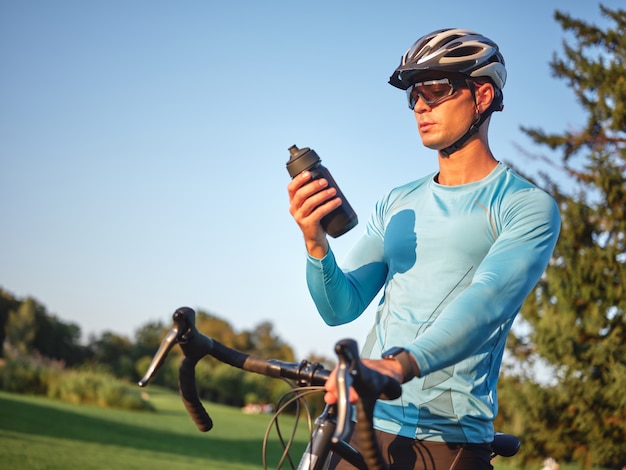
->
[[407, 188, 561, 375], [306, 199, 390, 326]]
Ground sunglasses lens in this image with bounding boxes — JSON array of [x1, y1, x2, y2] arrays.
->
[[406, 79, 456, 109], [420, 82, 454, 103]]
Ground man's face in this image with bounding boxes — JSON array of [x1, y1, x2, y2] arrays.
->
[[407, 74, 492, 153]]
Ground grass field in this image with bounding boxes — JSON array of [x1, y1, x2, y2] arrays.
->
[[0, 387, 569, 469], [0, 387, 311, 469]]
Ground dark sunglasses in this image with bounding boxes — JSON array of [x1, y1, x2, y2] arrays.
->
[[406, 78, 469, 109]]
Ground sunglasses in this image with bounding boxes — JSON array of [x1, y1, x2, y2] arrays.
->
[[406, 78, 469, 109]]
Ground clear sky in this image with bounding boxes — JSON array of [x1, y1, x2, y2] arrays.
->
[[0, 1, 620, 361]]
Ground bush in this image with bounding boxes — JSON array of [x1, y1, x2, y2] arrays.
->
[[0, 351, 153, 411], [48, 369, 154, 411], [0, 352, 63, 394]]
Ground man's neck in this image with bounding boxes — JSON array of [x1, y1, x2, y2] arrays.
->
[[436, 140, 498, 186]]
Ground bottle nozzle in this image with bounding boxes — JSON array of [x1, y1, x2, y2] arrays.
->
[[288, 144, 310, 161], [288, 145, 300, 157]]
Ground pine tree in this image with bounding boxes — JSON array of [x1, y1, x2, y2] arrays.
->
[[499, 5, 626, 468]]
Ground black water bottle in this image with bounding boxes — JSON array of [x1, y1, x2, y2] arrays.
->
[[286, 144, 358, 238]]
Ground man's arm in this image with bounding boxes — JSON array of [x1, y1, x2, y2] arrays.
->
[[407, 189, 561, 375]]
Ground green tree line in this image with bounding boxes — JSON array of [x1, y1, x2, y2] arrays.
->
[[0, 286, 309, 409]]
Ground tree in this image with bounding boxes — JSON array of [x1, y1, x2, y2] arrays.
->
[[5, 298, 38, 354], [89, 331, 134, 378], [0, 288, 20, 358], [32, 311, 86, 366], [500, 5, 626, 468], [248, 320, 295, 362], [2, 293, 88, 365], [195, 310, 250, 351]]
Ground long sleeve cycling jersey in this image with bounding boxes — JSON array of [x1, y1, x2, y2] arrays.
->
[[306, 163, 561, 443]]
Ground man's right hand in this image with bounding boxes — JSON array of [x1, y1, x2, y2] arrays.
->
[[287, 171, 342, 259], [323, 358, 404, 405]]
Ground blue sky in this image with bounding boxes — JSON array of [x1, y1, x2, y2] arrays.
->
[[1, 1, 620, 361]]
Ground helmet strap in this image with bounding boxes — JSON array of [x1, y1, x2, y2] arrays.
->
[[439, 111, 487, 157], [439, 83, 501, 158]]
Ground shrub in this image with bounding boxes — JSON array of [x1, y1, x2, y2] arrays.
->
[[0, 351, 63, 394], [47, 369, 154, 411], [0, 351, 153, 411]]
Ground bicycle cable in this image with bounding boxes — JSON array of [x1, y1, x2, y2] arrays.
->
[[262, 380, 326, 470]]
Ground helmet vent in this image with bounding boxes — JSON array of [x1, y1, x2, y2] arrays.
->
[[448, 46, 483, 57]]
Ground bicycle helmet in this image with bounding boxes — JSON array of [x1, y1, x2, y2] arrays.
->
[[389, 28, 507, 156], [389, 28, 506, 91]]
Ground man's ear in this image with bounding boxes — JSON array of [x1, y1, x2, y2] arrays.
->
[[476, 83, 495, 113]]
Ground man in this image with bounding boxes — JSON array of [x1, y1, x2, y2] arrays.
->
[[287, 28, 561, 469]]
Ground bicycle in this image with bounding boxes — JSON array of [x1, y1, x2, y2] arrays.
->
[[138, 307, 520, 470]]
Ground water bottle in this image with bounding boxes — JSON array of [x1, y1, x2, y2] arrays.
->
[[286, 145, 358, 238]]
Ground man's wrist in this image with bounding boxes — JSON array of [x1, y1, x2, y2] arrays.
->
[[381, 347, 420, 383], [305, 237, 329, 260]]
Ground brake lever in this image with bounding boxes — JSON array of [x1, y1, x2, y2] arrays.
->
[[138, 324, 180, 387], [332, 339, 360, 444], [137, 307, 199, 387]]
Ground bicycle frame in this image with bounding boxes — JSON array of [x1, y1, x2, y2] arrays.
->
[[297, 404, 365, 470]]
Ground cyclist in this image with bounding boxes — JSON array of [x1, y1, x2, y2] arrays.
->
[[287, 28, 561, 469]]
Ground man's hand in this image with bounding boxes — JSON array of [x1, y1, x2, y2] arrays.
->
[[287, 171, 342, 259], [323, 358, 404, 405]]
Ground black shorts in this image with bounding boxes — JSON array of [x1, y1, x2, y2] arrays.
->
[[326, 428, 493, 470]]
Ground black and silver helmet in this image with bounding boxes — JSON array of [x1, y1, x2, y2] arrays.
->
[[389, 29, 507, 156], [389, 28, 507, 91]]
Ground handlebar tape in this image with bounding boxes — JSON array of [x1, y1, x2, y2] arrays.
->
[[355, 399, 386, 470], [177, 335, 278, 432], [179, 356, 213, 432], [209, 341, 271, 375]]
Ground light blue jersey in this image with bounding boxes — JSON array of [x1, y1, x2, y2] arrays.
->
[[306, 163, 560, 443]]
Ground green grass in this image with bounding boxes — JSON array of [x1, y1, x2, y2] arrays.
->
[[0, 388, 594, 469], [0, 388, 311, 469]]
